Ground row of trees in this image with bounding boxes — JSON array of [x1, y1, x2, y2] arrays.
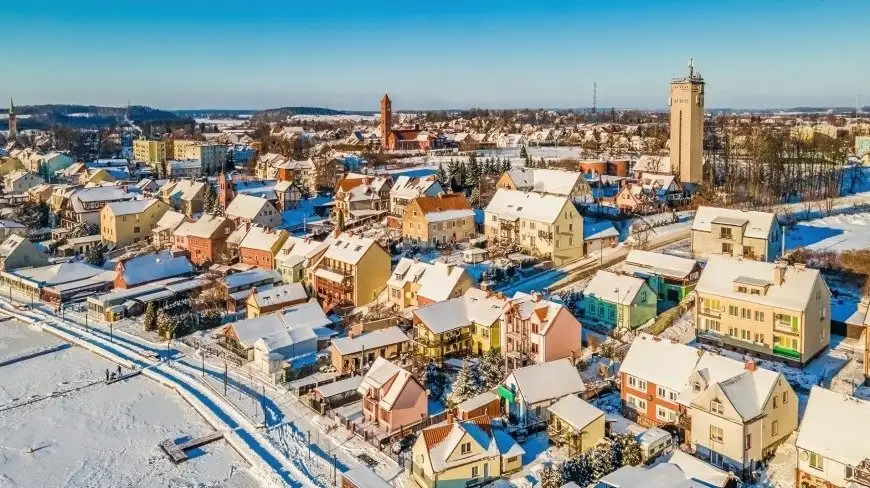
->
[[143, 296, 222, 339], [421, 349, 505, 407], [437, 154, 512, 191], [540, 434, 643, 488]]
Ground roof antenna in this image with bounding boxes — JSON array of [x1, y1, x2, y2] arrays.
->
[[688, 57, 694, 79]]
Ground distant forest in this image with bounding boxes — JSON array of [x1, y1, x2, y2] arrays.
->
[[0, 104, 182, 130]]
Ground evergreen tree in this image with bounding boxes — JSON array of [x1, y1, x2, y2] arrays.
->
[[202, 183, 218, 213], [456, 162, 468, 189], [143, 302, 157, 331], [85, 244, 105, 266], [447, 159, 460, 182], [563, 456, 592, 486], [519, 145, 528, 160], [586, 444, 616, 481], [501, 158, 511, 173], [467, 151, 477, 166], [477, 348, 504, 390], [539, 463, 564, 488], [447, 362, 479, 408], [422, 361, 446, 400], [467, 156, 481, 184], [437, 162, 448, 186], [612, 433, 643, 467]]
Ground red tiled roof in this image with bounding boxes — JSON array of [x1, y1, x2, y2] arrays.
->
[[413, 193, 472, 214]]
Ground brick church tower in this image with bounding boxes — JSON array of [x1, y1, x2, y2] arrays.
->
[[218, 172, 234, 209], [7, 98, 17, 139], [380, 93, 392, 150]]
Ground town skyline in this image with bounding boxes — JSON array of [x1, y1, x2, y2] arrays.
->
[[3, 0, 868, 110]]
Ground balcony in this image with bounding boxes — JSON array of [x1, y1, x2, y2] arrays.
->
[[699, 308, 721, 319], [538, 230, 553, 241], [500, 220, 517, 230], [677, 414, 692, 431], [773, 345, 800, 360]]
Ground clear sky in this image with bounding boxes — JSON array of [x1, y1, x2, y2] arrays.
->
[[2, 0, 867, 110]]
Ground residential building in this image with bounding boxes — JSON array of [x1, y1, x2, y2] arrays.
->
[[412, 288, 506, 361], [622, 250, 701, 303], [225, 194, 282, 228], [333, 175, 391, 226], [598, 450, 734, 488], [329, 326, 410, 375], [0, 155, 23, 176], [857, 135, 870, 164], [411, 417, 524, 488], [114, 251, 195, 289], [16, 149, 74, 177], [498, 359, 586, 426], [159, 179, 206, 217], [402, 193, 476, 247], [4, 170, 44, 193], [1, 261, 114, 303], [614, 173, 684, 214], [0, 235, 49, 271], [220, 268, 283, 313], [795, 386, 870, 488], [694, 256, 831, 367], [275, 236, 329, 284], [547, 394, 606, 454], [60, 186, 136, 229], [669, 58, 704, 184], [691, 206, 782, 262], [341, 466, 393, 488], [172, 141, 226, 174], [219, 299, 333, 379], [389, 175, 443, 218], [618, 335, 798, 478], [0, 220, 26, 240], [239, 226, 289, 269], [133, 138, 167, 166], [152, 210, 188, 247], [307, 232, 391, 309], [386, 258, 473, 311], [100, 198, 171, 249], [496, 168, 592, 202], [219, 173, 305, 212], [583, 271, 657, 330], [357, 357, 427, 435], [185, 214, 235, 265], [246, 282, 308, 317], [484, 188, 584, 266], [502, 291, 583, 371], [27, 183, 53, 203], [57, 235, 102, 257], [166, 160, 203, 178]]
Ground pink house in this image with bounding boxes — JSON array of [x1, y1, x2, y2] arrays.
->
[[502, 292, 583, 372], [357, 357, 428, 435]]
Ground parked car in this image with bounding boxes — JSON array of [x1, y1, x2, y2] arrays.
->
[[391, 434, 416, 455]]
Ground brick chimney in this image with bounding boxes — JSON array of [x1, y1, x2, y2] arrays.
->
[[773, 261, 787, 285], [745, 359, 757, 372]]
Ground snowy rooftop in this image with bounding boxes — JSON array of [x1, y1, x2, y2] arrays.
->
[[341, 466, 393, 488], [239, 226, 286, 251], [485, 188, 570, 224], [413, 288, 506, 334], [323, 232, 378, 265], [226, 194, 270, 220], [623, 250, 698, 280], [547, 394, 604, 431], [504, 167, 587, 197], [224, 268, 282, 289], [584, 270, 647, 305], [186, 214, 229, 238], [330, 326, 409, 355], [104, 198, 157, 216], [389, 175, 440, 198], [250, 282, 307, 308], [692, 206, 777, 239], [620, 335, 703, 392], [387, 258, 468, 302], [121, 253, 194, 286], [695, 255, 824, 312], [796, 386, 870, 467], [507, 358, 586, 405]]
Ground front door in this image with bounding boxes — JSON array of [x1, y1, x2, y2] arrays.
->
[[710, 451, 722, 467]]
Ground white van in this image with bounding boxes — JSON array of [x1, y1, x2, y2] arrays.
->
[[636, 427, 675, 464]]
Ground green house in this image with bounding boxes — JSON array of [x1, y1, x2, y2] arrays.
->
[[622, 250, 701, 304], [583, 271, 658, 330]]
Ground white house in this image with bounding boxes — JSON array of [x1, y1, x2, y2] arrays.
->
[[499, 358, 586, 426]]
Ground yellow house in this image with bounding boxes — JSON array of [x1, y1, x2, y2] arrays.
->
[[546, 394, 606, 455], [412, 288, 506, 361], [484, 188, 584, 266], [101, 198, 171, 249], [86, 168, 117, 185], [0, 157, 25, 176], [412, 417, 524, 488], [402, 193, 476, 247], [133, 138, 167, 166], [386, 258, 473, 311], [306, 232, 391, 309]]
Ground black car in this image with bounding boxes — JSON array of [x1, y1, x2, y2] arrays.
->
[[391, 434, 416, 455]]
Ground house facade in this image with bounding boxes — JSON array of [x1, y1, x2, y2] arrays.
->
[[622, 250, 701, 303], [306, 232, 391, 309], [389, 175, 444, 218], [412, 288, 506, 361], [583, 271, 658, 330], [100, 198, 171, 249], [694, 256, 831, 367], [329, 326, 410, 375], [357, 358, 427, 435], [185, 215, 235, 265], [496, 168, 592, 202], [402, 193, 476, 247], [691, 206, 782, 262], [501, 291, 583, 372], [386, 258, 473, 311], [239, 226, 289, 269]]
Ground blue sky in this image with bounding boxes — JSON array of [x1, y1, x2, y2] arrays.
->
[[2, 1, 867, 110]]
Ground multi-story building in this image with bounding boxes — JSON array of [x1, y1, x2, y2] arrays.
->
[[133, 138, 167, 166], [184, 214, 234, 265], [4, 170, 44, 194], [622, 250, 701, 303], [547, 394, 606, 455], [412, 288, 507, 361], [619, 335, 798, 479], [500, 359, 587, 426], [166, 160, 203, 179], [501, 291, 583, 371], [246, 282, 308, 318], [239, 226, 289, 269], [796, 386, 870, 488], [386, 258, 472, 311], [357, 357, 427, 435], [691, 206, 782, 262], [152, 210, 189, 248], [402, 193, 476, 247], [14, 148, 74, 177], [306, 232, 391, 309], [388, 175, 443, 218], [694, 256, 831, 367], [60, 186, 136, 230], [583, 271, 658, 330], [669, 58, 704, 184], [484, 188, 584, 266], [159, 179, 206, 217], [332, 175, 392, 226], [100, 198, 171, 249], [225, 194, 282, 228], [496, 167, 592, 202], [171, 140, 226, 174]]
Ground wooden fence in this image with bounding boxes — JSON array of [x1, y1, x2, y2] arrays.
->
[[647, 295, 696, 336]]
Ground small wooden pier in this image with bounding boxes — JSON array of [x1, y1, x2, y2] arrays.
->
[[160, 431, 224, 463]]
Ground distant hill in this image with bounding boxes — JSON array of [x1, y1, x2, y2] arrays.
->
[[253, 106, 348, 118], [0, 104, 182, 131]]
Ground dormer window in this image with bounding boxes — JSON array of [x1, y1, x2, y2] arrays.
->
[[693, 382, 701, 392], [711, 399, 724, 415]]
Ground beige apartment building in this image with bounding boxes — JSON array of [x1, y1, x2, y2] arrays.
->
[[691, 206, 782, 262], [484, 188, 583, 266], [402, 193, 476, 247], [133, 138, 167, 166], [669, 58, 705, 184], [101, 198, 171, 249], [695, 256, 831, 367], [172, 140, 227, 174], [306, 232, 391, 309]]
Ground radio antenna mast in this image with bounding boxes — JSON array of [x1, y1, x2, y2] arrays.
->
[[592, 82, 598, 114]]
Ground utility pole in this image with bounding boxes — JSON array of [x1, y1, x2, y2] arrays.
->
[[592, 82, 598, 114], [224, 362, 228, 396]]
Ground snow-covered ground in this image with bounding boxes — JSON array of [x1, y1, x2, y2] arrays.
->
[[656, 310, 696, 344], [786, 212, 870, 252], [0, 319, 259, 488], [280, 195, 332, 230]]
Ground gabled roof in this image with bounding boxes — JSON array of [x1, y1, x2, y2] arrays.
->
[[185, 214, 230, 239], [623, 250, 698, 280], [120, 252, 194, 286], [692, 206, 777, 239], [503, 168, 586, 197], [239, 226, 287, 252], [796, 386, 870, 466], [356, 357, 423, 411], [330, 326, 409, 355], [412, 193, 475, 222], [414, 288, 506, 334], [695, 256, 823, 312], [419, 417, 523, 473], [485, 188, 571, 224], [104, 198, 159, 216], [620, 335, 702, 392], [507, 358, 586, 404], [547, 394, 604, 431], [249, 282, 307, 308], [584, 271, 648, 305], [390, 175, 441, 198], [388, 258, 469, 302], [323, 232, 379, 265], [226, 194, 271, 220], [227, 298, 332, 350]]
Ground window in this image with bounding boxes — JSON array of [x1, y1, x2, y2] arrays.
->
[[627, 376, 647, 391], [773, 396, 778, 409], [720, 228, 732, 239], [627, 394, 647, 411], [460, 442, 472, 455], [741, 308, 751, 319], [656, 405, 676, 422], [608, 309, 615, 319], [710, 399, 724, 415], [738, 286, 747, 293], [745, 434, 752, 450], [772, 420, 779, 436], [741, 329, 750, 341], [809, 452, 824, 470], [743, 245, 753, 256], [471, 466, 479, 478], [820, 307, 826, 320], [755, 311, 765, 322], [710, 426, 724, 442], [722, 242, 733, 254], [751, 289, 761, 295], [729, 305, 739, 316], [658, 386, 666, 398], [640, 291, 647, 301], [693, 382, 701, 392], [783, 392, 788, 404], [707, 319, 721, 331]]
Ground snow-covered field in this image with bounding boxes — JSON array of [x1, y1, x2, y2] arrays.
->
[[0, 319, 260, 488], [786, 212, 870, 252]]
